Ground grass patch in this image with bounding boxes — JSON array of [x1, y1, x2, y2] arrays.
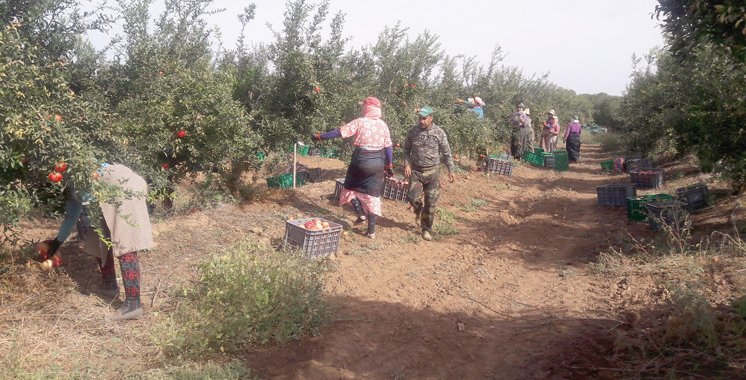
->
[[153, 242, 330, 358], [433, 208, 459, 238], [461, 198, 488, 212], [130, 361, 256, 380]]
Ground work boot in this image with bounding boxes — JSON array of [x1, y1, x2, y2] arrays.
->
[[350, 198, 367, 224], [110, 299, 143, 321], [367, 214, 377, 239], [422, 231, 432, 241]]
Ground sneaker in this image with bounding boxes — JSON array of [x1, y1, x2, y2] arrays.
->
[[422, 231, 432, 241], [367, 232, 376, 239], [110, 303, 143, 321]]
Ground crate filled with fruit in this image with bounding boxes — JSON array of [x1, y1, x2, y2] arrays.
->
[[284, 218, 343, 259]]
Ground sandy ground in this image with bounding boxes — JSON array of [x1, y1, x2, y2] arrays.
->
[[7, 144, 743, 379]]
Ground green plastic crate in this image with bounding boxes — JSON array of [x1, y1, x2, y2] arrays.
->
[[552, 151, 569, 171], [600, 160, 613, 172], [626, 194, 675, 221], [287, 145, 310, 156], [521, 151, 543, 166], [266, 172, 307, 189]]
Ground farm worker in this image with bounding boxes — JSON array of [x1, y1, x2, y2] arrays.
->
[[312, 96, 393, 239], [455, 95, 485, 118], [541, 109, 561, 152], [564, 115, 582, 163], [510, 102, 532, 159], [403, 106, 456, 241], [43, 163, 153, 320]]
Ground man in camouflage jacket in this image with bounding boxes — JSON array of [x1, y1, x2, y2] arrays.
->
[[403, 106, 456, 241]]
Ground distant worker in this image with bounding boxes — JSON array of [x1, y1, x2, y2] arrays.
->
[[456, 96, 485, 118], [563, 115, 582, 163], [510, 102, 532, 159], [403, 106, 456, 241], [541, 109, 560, 152]]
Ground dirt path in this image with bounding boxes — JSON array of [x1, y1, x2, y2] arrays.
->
[[233, 145, 652, 379]]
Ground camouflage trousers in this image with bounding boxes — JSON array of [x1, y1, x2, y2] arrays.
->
[[407, 167, 440, 232]]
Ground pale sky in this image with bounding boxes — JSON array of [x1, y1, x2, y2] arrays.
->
[[91, 0, 665, 96]]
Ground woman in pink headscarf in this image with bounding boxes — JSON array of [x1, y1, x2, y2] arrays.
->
[[313, 97, 393, 238]]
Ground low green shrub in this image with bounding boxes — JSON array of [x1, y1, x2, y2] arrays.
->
[[154, 242, 330, 357]]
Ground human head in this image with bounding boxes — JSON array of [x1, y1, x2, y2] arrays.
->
[[516, 102, 525, 111], [473, 96, 485, 106], [573, 115, 579, 121], [417, 106, 434, 128], [361, 96, 382, 119], [547, 109, 555, 117]]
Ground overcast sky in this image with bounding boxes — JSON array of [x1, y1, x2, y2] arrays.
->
[[91, 0, 665, 96]]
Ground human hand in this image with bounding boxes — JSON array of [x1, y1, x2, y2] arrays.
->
[[404, 164, 412, 178], [385, 164, 394, 178], [448, 172, 455, 183], [311, 132, 322, 141]]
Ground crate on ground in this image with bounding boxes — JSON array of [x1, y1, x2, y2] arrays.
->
[[333, 178, 345, 200], [626, 194, 675, 221], [600, 160, 614, 172], [552, 151, 569, 172], [267, 172, 307, 189], [486, 157, 515, 175], [596, 183, 637, 206], [382, 176, 410, 202], [676, 183, 709, 212], [284, 218, 343, 258], [645, 201, 688, 231], [543, 155, 555, 168], [521, 151, 543, 166], [534, 148, 545, 155], [629, 168, 664, 189], [624, 157, 654, 172]]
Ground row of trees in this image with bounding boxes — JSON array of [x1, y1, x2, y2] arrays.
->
[[616, 0, 745, 191], [2, 0, 612, 235]]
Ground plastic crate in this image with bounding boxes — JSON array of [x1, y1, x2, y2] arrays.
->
[[543, 155, 555, 168], [676, 184, 709, 212], [624, 157, 654, 173], [521, 151, 544, 166], [486, 158, 514, 175], [600, 160, 613, 172], [267, 172, 307, 189], [626, 194, 675, 222], [596, 183, 637, 206], [645, 201, 688, 231], [552, 151, 569, 172], [333, 178, 345, 200], [629, 169, 663, 189], [382, 176, 410, 202], [284, 218, 343, 258]]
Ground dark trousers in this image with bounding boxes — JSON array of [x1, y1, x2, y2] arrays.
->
[[407, 167, 440, 232]]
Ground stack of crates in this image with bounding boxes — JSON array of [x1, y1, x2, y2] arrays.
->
[[676, 183, 709, 212], [596, 183, 636, 206], [552, 151, 569, 171], [626, 194, 675, 222], [284, 218, 343, 258]]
